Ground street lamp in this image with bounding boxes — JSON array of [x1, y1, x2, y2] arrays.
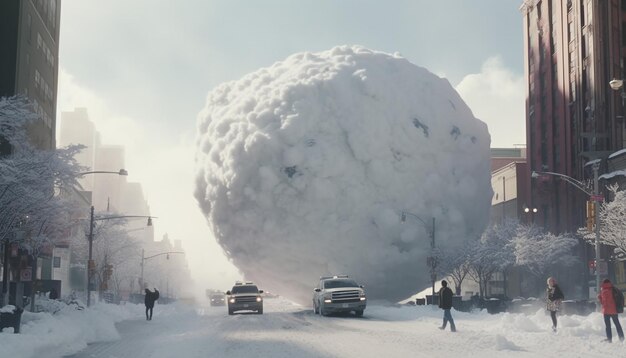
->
[[531, 162, 603, 300], [78, 169, 128, 176], [86, 211, 157, 307], [140, 250, 184, 294], [73, 169, 129, 307], [400, 211, 437, 304], [609, 78, 626, 105]]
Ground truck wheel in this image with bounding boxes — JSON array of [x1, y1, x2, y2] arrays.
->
[[228, 308, 234, 315], [355, 310, 364, 317], [257, 308, 263, 314]]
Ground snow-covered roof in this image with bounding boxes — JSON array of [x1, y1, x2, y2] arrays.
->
[[584, 159, 601, 167], [609, 148, 626, 159], [599, 170, 626, 180]]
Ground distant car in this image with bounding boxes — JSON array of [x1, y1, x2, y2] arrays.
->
[[226, 282, 264, 315], [313, 275, 366, 317], [209, 292, 226, 306]]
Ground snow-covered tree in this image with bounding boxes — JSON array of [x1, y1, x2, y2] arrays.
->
[[69, 215, 141, 301], [437, 241, 472, 296], [598, 185, 626, 256], [467, 219, 517, 297], [511, 225, 579, 279], [1, 96, 85, 305]]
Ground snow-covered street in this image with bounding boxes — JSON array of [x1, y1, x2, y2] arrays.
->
[[2, 298, 615, 358]]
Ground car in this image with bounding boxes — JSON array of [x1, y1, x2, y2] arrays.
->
[[226, 281, 264, 315], [312, 275, 366, 317], [209, 292, 226, 306]]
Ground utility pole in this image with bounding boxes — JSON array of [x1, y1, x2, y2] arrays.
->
[[87, 206, 94, 307], [593, 162, 601, 301], [140, 248, 144, 293]]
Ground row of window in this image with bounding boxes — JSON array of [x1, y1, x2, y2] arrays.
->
[[35, 0, 58, 32], [36, 33, 55, 69], [32, 99, 53, 129], [34, 69, 53, 104]]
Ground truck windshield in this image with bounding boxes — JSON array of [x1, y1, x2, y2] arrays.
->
[[231, 285, 259, 294], [323, 279, 359, 289]]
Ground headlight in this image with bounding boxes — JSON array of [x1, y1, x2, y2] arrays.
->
[[229, 298, 235, 303], [256, 297, 262, 302], [324, 299, 332, 303]]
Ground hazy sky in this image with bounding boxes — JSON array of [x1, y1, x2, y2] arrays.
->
[[56, 0, 526, 295]]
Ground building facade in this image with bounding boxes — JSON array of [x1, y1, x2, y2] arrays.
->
[[521, 0, 625, 234], [0, 0, 60, 149]]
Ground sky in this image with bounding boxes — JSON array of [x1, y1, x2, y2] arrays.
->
[[56, 0, 527, 295], [5, 298, 626, 358]]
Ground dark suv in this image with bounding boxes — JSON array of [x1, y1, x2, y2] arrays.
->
[[226, 282, 264, 315]]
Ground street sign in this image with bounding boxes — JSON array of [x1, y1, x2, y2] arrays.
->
[[591, 194, 604, 202], [597, 261, 609, 275]]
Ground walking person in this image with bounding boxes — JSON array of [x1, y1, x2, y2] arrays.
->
[[598, 279, 624, 343], [438, 280, 456, 332], [546, 277, 564, 332], [144, 288, 160, 321]]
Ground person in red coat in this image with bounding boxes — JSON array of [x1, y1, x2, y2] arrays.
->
[[598, 279, 624, 343]]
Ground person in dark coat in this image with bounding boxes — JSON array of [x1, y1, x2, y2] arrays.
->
[[598, 279, 624, 343], [438, 280, 456, 332], [144, 288, 160, 321], [546, 277, 564, 332]]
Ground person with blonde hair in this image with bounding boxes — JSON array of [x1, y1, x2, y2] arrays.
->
[[546, 277, 564, 332]]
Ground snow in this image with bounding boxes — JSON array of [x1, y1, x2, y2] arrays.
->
[[0, 305, 17, 313], [599, 170, 626, 180], [5, 298, 626, 358], [608, 148, 626, 159], [194, 46, 492, 304]]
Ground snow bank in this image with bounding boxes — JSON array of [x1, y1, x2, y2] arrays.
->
[[0, 302, 144, 358]]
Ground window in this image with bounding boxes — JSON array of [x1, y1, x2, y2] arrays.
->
[[53, 256, 61, 268], [34, 70, 40, 89], [27, 14, 32, 44]]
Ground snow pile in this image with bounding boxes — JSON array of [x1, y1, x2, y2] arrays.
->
[[195, 46, 492, 303], [0, 302, 145, 358]]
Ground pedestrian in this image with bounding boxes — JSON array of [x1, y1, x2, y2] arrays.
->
[[546, 277, 564, 332], [144, 288, 160, 321], [438, 280, 456, 332], [598, 279, 624, 343]]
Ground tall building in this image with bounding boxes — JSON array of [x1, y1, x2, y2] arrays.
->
[[0, 0, 60, 149], [521, 0, 625, 234], [59, 108, 101, 191]]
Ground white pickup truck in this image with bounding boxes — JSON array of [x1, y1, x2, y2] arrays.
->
[[312, 275, 367, 317]]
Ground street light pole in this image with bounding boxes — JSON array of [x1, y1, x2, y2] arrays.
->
[[87, 206, 95, 307], [532, 163, 603, 304], [86, 212, 156, 307], [592, 162, 601, 298], [401, 211, 437, 304], [139, 250, 184, 293], [76, 169, 127, 308]]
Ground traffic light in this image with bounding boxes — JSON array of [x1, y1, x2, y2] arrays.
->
[[586, 200, 595, 231]]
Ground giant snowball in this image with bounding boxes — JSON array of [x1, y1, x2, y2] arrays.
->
[[195, 46, 492, 303]]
